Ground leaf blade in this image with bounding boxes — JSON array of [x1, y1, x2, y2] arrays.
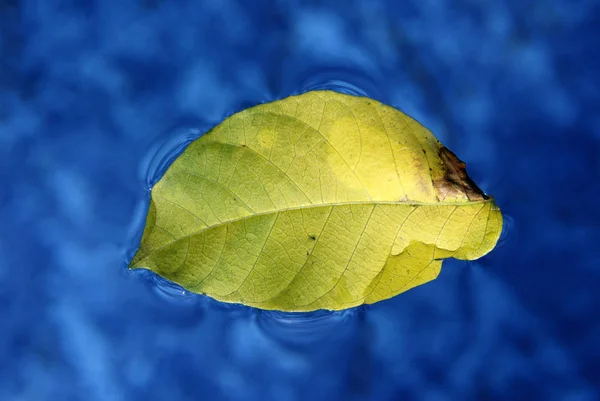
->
[[131, 90, 503, 311]]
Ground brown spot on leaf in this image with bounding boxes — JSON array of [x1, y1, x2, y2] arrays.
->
[[434, 147, 488, 201]]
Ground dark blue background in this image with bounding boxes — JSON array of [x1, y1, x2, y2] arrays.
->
[[1, 1, 599, 400]]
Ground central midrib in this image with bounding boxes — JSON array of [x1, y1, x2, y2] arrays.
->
[[133, 198, 496, 265]]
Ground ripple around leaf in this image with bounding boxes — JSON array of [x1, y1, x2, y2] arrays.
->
[[496, 212, 515, 250], [149, 274, 197, 300], [296, 66, 381, 98], [126, 268, 197, 301], [142, 127, 205, 188], [257, 308, 360, 346]]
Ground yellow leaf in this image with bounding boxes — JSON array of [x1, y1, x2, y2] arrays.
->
[[130, 90, 502, 312]]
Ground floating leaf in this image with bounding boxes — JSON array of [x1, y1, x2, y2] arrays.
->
[[130, 90, 502, 311]]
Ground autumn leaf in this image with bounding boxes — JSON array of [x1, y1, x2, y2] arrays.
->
[[130, 90, 502, 312]]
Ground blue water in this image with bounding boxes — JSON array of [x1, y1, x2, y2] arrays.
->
[[2, 1, 599, 400]]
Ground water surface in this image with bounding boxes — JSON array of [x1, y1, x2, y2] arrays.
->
[[1, 1, 599, 400]]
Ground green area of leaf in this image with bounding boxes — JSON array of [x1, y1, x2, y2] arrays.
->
[[130, 90, 503, 311]]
